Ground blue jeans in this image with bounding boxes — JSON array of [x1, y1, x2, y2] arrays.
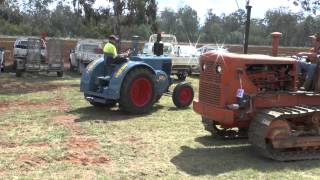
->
[[298, 61, 317, 81], [104, 54, 115, 76]]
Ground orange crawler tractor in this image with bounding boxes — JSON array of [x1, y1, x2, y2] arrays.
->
[[193, 37, 320, 161]]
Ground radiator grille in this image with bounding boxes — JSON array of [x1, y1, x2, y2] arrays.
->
[[199, 61, 222, 106]]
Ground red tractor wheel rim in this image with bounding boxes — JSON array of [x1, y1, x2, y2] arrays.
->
[[130, 77, 153, 107], [178, 87, 193, 105]]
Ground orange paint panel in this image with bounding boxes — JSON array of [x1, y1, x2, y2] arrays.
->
[[193, 100, 234, 126]]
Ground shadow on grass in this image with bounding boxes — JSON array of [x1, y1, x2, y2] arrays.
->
[[69, 104, 165, 123], [167, 107, 192, 111], [171, 136, 320, 176], [195, 135, 249, 147]]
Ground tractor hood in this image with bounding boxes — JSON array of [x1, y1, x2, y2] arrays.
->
[[131, 55, 172, 76]]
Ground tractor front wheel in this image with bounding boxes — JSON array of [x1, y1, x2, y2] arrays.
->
[[172, 82, 194, 108], [119, 67, 156, 114]]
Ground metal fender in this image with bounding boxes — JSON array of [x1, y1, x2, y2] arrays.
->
[[80, 57, 104, 92], [154, 70, 170, 94], [106, 61, 156, 99]]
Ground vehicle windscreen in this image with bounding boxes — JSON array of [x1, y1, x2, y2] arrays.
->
[[15, 41, 28, 49], [142, 44, 152, 54], [163, 45, 173, 54]]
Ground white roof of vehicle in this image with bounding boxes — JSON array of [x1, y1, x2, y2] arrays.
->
[[77, 39, 103, 45], [148, 34, 178, 45]]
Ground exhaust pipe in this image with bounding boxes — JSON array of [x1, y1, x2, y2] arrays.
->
[[271, 32, 282, 57]]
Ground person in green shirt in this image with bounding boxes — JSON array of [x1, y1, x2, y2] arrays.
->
[[103, 35, 130, 76], [103, 35, 119, 76], [104, 35, 118, 58]]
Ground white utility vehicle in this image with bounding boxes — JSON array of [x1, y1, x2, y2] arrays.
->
[[69, 40, 104, 74]]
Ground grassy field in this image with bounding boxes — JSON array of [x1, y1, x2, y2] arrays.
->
[[1, 72, 320, 179]]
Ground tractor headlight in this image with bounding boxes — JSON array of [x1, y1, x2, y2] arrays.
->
[[216, 65, 222, 74]]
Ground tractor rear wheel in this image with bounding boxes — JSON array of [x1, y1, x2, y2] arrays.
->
[[172, 82, 194, 108], [119, 67, 156, 114]]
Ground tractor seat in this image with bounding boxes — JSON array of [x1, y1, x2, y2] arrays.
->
[[97, 76, 111, 86]]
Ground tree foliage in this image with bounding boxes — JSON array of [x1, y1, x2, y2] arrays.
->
[[291, 0, 320, 14], [0, 0, 320, 47]]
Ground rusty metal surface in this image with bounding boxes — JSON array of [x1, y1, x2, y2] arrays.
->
[[249, 105, 320, 161]]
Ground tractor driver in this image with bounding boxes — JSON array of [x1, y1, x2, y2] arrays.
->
[[103, 35, 118, 76], [296, 33, 320, 90], [103, 35, 129, 76]]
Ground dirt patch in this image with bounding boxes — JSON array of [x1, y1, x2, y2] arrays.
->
[[53, 114, 111, 166], [54, 114, 77, 125], [0, 96, 70, 112], [62, 152, 110, 166], [0, 141, 18, 148], [27, 142, 50, 149], [54, 115, 86, 136], [0, 170, 7, 177], [68, 136, 98, 150], [126, 136, 142, 144], [17, 154, 48, 166], [0, 79, 75, 94]]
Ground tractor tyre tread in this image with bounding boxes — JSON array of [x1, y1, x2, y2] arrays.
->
[[172, 82, 194, 108]]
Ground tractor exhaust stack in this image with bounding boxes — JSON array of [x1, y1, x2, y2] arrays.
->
[[271, 32, 282, 57]]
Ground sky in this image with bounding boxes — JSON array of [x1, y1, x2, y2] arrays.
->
[[92, 0, 308, 24]]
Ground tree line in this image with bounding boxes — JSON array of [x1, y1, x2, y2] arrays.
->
[[0, 0, 319, 47]]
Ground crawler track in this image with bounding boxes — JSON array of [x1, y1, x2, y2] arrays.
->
[[249, 105, 320, 161]]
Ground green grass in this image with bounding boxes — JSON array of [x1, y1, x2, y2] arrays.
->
[[1, 72, 320, 179]]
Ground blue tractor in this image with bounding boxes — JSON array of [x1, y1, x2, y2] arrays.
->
[[80, 46, 194, 114]]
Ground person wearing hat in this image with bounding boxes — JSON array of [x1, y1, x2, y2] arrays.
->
[[296, 33, 320, 90], [104, 35, 118, 58], [103, 35, 130, 76], [297, 33, 320, 63]]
